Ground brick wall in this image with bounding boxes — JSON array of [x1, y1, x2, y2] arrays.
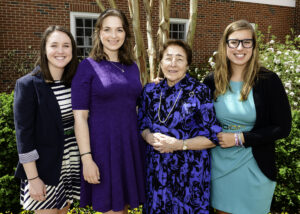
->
[[295, 0, 300, 35], [0, 0, 296, 92]]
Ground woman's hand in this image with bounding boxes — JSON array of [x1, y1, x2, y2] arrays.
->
[[217, 132, 235, 148], [81, 155, 100, 184], [142, 129, 181, 153], [28, 177, 46, 201], [152, 77, 163, 85], [151, 133, 181, 153]]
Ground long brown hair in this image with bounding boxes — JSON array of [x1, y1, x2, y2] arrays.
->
[[214, 19, 260, 101], [34, 25, 78, 87], [89, 9, 134, 65]]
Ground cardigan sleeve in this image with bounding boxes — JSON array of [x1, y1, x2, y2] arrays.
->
[[14, 76, 38, 157], [243, 72, 292, 147], [203, 72, 215, 93]]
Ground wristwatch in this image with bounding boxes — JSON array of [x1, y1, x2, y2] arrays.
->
[[182, 140, 188, 150]]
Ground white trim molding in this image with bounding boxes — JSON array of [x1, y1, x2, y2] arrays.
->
[[70, 12, 99, 38], [231, 0, 295, 7], [170, 18, 189, 40]]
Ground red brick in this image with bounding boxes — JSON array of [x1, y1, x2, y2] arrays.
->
[[0, 0, 298, 92]]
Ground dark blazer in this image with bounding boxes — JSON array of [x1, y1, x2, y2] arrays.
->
[[14, 67, 65, 185], [203, 67, 291, 181]]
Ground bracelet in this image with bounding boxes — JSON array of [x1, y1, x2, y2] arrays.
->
[[28, 175, 39, 181], [238, 133, 244, 147], [80, 152, 92, 157], [234, 133, 239, 146]]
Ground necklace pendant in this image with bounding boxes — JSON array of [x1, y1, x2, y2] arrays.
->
[[122, 69, 125, 73]]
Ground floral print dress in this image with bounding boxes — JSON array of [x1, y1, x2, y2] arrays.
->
[[138, 74, 221, 214]]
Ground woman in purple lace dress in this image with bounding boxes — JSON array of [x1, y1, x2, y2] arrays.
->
[[138, 40, 221, 213], [71, 9, 145, 213]]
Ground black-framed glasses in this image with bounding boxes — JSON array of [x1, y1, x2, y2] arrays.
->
[[227, 39, 254, 48]]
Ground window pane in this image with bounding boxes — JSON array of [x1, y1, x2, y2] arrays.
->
[[179, 32, 184, 39], [173, 24, 178, 31], [172, 32, 178, 39], [85, 48, 91, 56], [179, 24, 184, 31], [76, 28, 84, 37], [76, 19, 83, 27], [75, 17, 97, 59], [85, 19, 92, 27], [85, 28, 92, 36], [77, 37, 84, 46], [77, 48, 84, 57]]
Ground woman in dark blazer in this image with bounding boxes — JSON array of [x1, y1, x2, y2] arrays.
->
[[14, 26, 79, 213], [203, 20, 291, 214]]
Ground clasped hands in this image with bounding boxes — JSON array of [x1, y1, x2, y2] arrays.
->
[[145, 132, 181, 153]]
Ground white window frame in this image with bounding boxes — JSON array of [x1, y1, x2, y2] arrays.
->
[[231, 0, 295, 7], [70, 12, 99, 38], [70, 12, 99, 58], [169, 18, 189, 41]]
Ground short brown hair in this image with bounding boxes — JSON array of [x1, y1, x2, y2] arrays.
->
[[34, 25, 78, 87], [158, 39, 192, 77], [89, 9, 134, 65], [159, 39, 192, 66]]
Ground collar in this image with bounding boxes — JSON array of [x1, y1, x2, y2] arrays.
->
[[160, 73, 190, 92]]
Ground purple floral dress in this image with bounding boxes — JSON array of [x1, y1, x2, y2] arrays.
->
[[138, 74, 221, 213]]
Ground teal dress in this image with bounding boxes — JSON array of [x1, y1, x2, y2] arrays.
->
[[210, 81, 276, 214]]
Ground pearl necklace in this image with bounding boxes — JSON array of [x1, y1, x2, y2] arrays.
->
[[158, 88, 182, 124], [108, 61, 125, 73]]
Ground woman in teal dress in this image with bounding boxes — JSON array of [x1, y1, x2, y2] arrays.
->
[[204, 20, 291, 214]]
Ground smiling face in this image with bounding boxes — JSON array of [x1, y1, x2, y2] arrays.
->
[[226, 29, 253, 71], [46, 31, 72, 75], [100, 15, 126, 60], [160, 45, 188, 87]]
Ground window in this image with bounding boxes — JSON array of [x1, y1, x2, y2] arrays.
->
[[70, 12, 99, 59], [169, 18, 189, 40]]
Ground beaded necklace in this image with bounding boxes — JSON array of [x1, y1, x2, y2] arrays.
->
[[108, 61, 125, 73], [158, 88, 182, 123]]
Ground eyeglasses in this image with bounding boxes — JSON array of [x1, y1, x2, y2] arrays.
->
[[162, 57, 186, 65], [226, 39, 254, 48]]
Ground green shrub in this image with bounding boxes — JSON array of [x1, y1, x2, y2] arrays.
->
[[273, 110, 300, 212], [256, 28, 299, 212], [257, 26, 300, 111], [0, 91, 21, 213]]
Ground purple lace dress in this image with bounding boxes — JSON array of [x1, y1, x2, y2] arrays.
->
[[71, 58, 145, 212], [138, 74, 221, 213]]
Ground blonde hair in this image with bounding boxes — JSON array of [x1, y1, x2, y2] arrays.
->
[[214, 19, 260, 101], [89, 9, 134, 65]]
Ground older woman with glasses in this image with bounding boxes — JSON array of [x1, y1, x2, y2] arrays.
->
[[204, 20, 291, 214], [138, 39, 221, 213]]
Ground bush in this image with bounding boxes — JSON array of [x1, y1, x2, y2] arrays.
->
[[0, 91, 21, 213], [256, 27, 300, 212], [273, 110, 300, 212], [257, 26, 300, 111]]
